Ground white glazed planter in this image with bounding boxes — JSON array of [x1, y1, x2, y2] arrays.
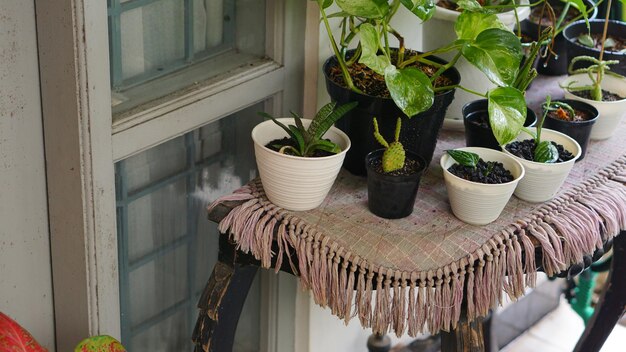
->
[[561, 74, 626, 140], [251, 118, 350, 211], [503, 129, 581, 203], [422, 2, 530, 130], [441, 147, 525, 225]]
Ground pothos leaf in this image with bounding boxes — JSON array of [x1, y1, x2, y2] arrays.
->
[[319, 0, 334, 9], [487, 87, 526, 146], [455, 11, 509, 40], [384, 65, 434, 117], [534, 140, 559, 163], [461, 28, 522, 86], [577, 34, 595, 48], [456, 0, 484, 12], [74, 335, 126, 352], [446, 150, 480, 168], [358, 23, 392, 75], [0, 312, 47, 352], [604, 37, 617, 49], [335, 0, 390, 19], [400, 0, 436, 22]]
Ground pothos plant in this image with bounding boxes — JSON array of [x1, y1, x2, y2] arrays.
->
[[258, 101, 358, 157], [317, 0, 529, 119]]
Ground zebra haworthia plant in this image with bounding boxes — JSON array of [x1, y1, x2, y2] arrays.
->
[[258, 101, 357, 157]]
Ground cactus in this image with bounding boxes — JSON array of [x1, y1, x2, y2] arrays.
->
[[373, 117, 405, 173]]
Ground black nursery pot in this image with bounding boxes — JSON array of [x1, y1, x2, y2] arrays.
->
[[324, 51, 460, 176], [519, 0, 597, 75], [365, 149, 427, 219], [463, 99, 537, 150], [542, 99, 598, 161], [564, 20, 626, 76]]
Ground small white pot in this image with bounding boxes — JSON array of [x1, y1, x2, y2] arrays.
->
[[422, 2, 531, 129], [251, 118, 350, 211], [503, 129, 581, 203], [561, 74, 626, 140], [441, 147, 525, 225]]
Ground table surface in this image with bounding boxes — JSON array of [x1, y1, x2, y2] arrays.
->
[[206, 76, 626, 338]]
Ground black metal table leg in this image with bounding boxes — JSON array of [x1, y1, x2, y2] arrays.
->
[[574, 232, 626, 352], [192, 237, 259, 352]]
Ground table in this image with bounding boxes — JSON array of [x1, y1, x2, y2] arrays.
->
[[192, 77, 626, 352]]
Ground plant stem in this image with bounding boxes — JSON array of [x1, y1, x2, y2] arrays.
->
[[434, 85, 487, 97], [554, 3, 571, 31], [598, 0, 612, 83], [319, 3, 362, 93], [430, 51, 462, 83]]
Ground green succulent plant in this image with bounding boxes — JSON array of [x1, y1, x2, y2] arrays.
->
[[564, 56, 621, 101], [373, 117, 405, 173], [259, 101, 357, 157]]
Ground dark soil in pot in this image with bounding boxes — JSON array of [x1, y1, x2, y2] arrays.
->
[[447, 159, 514, 184], [365, 149, 426, 219], [564, 20, 626, 76], [463, 99, 537, 150], [505, 139, 575, 162], [542, 99, 598, 160], [325, 50, 460, 176], [570, 89, 626, 101], [519, 0, 598, 75]]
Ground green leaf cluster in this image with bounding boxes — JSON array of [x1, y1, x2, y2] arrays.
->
[[259, 102, 358, 157]]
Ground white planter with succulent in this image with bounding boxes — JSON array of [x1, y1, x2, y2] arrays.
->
[[252, 102, 356, 211], [441, 147, 525, 225]]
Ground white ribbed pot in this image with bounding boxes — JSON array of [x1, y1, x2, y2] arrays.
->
[[422, 2, 530, 130], [251, 118, 350, 211], [441, 147, 525, 225], [503, 129, 581, 203], [561, 74, 626, 140]]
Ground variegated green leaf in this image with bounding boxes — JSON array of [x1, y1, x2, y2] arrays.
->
[[384, 66, 434, 117], [400, 0, 436, 21], [358, 23, 392, 75], [455, 11, 509, 40], [461, 28, 522, 86], [335, 0, 390, 19], [487, 87, 526, 146]]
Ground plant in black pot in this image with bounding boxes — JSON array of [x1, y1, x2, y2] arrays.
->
[[564, 19, 626, 76], [519, 0, 598, 75], [318, 0, 526, 175], [541, 97, 598, 160], [365, 117, 427, 219]]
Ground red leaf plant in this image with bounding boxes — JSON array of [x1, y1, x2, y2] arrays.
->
[[0, 312, 47, 352]]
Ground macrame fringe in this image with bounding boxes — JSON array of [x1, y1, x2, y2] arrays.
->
[[207, 156, 626, 337]]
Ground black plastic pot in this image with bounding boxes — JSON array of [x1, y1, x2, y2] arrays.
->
[[463, 99, 537, 150], [564, 19, 626, 76], [519, 0, 597, 75], [324, 51, 460, 176], [365, 149, 427, 219], [542, 99, 598, 161]]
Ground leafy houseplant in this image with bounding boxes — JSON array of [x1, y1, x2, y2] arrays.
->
[[252, 102, 357, 211], [319, 0, 527, 175], [440, 148, 524, 225], [541, 97, 599, 160], [561, 1, 626, 140], [365, 118, 427, 219], [501, 96, 582, 202]]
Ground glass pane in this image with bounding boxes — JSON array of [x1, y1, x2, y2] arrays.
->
[[120, 0, 185, 81], [109, 0, 267, 113], [116, 101, 265, 351]]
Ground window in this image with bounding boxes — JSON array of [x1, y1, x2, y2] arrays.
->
[[115, 103, 264, 350], [37, 0, 305, 350]]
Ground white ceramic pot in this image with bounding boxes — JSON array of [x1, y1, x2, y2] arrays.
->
[[503, 129, 581, 203], [441, 147, 525, 225], [422, 2, 530, 130], [251, 118, 350, 211], [561, 74, 626, 140]]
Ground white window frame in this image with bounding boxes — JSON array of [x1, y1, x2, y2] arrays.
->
[[35, 0, 307, 350]]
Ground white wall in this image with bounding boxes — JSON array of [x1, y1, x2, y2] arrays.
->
[[307, 6, 424, 351], [0, 1, 55, 349]]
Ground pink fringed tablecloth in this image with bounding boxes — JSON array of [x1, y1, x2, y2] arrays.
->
[[209, 102, 626, 338]]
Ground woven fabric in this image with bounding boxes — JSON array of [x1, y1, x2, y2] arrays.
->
[[210, 119, 626, 337]]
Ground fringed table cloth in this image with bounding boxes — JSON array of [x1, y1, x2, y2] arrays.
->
[[194, 85, 626, 351]]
